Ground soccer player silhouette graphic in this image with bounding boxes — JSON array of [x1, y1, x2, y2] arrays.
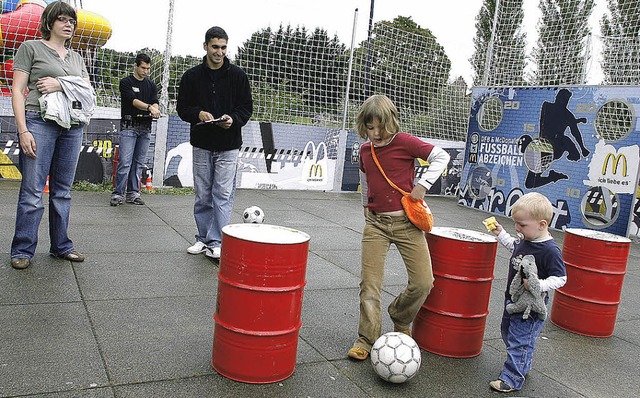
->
[[519, 88, 590, 189]]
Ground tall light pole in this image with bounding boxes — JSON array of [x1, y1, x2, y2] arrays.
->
[[152, 0, 174, 188], [364, 0, 375, 97], [334, 8, 360, 192], [482, 0, 501, 86], [160, 0, 174, 114], [342, 8, 359, 132]]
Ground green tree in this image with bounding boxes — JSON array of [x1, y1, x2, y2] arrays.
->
[[92, 47, 199, 111], [350, 16, 451, 115], [436, 77, 470, 140], [92, 48, 134, 107], [470, 0, 495, 86], [157, 52, 200, 113], [600, 0, 640, 84], [533, 0, 595, 85], [470, 0, 527, 86], [235, 24, 347, 123], [403, 76, 469, 140], [303, 28, 348, 112], [234, 28, 273, 83]]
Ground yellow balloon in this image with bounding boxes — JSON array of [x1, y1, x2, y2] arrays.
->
[[70, 9, 112, 50]]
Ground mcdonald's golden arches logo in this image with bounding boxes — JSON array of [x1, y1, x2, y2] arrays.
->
[[601, 153, 627, 177], [309, 164, 323, 178]]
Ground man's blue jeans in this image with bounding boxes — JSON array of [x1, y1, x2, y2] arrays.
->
[[192, 147, 238, 248], [11, 112, 83, 259], [113, 129, 150, 198], [499, 302, 545, 390]]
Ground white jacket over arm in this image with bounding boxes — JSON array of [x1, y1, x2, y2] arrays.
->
[[39, 76, 96, 129]]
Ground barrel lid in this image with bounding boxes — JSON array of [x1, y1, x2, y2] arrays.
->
[[429, 227, 497, 243], [565, 228, 631, 243], [223, 223, 310, 244]]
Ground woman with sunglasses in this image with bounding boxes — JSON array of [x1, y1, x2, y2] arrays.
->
[[10, 1, 94, 270]]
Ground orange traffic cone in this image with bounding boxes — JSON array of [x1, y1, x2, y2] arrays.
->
[[44, 175, 50, 193], [144, 176, 153, 192]]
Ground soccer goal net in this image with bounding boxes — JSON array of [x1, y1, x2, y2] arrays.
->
[[0, 0, 639, 145]]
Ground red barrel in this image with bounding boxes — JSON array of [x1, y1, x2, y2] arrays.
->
[[551, 228, 630, 337], [412, 227, 497, 358], [212, 224, 310, 383], [111, 146, 119, 188]]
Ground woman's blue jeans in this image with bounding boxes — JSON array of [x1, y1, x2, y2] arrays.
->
[[11, 112, 84, 259], [192, 147, 238, 248]]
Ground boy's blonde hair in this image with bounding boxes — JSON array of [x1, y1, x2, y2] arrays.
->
[[512, 192, 553, 223], [355, 95, 400, 139]]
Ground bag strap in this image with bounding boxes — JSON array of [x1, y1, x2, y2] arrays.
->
[[370, 144, 409, 196]]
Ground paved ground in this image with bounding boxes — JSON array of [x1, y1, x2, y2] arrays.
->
[[1, 179, 638, 398]]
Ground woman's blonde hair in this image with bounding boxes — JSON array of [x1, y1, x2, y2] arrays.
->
[[355, 95, 400, 139], [512, 192, 553, 223], [40, 1, 77, 44]]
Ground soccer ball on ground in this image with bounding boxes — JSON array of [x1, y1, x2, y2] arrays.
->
[[370, 332, 421, 383], [243, 206, 265, 223]]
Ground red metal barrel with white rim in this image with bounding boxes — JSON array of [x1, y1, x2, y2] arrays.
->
[[551, 228, 630, 337], [212, 223, 310, 383], [412, 227, 497, 358]]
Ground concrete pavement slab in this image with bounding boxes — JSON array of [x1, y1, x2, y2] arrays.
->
[[73, 252, 217, 301], [304, 252, 360, 291], [0, 302, 108, 397], [1, 181, 639, 398], [86, 296, 215, 385], [0, 255, 80, 304], [113, 362, 371, 398]]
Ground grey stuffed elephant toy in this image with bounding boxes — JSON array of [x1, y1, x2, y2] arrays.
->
[[506, 254, 547, 320]]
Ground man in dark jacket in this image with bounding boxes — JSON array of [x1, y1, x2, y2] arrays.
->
[[177, 26, 253, 259]]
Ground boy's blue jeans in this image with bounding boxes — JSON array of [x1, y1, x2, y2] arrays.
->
[[499, 302, 545, 390]]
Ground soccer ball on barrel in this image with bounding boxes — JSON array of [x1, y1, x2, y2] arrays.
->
[[370, 332, 421, 383], [243, 206, 265, 224]]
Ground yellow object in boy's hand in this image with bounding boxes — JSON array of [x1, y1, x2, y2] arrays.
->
[[482, 216, 497, 231]]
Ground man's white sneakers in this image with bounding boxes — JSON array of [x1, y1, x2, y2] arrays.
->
[[205, 247, 221, 259], [187, 241, 207, 254], [187, 241, 220, 259]]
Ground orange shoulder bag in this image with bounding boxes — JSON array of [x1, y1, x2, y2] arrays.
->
[[370, 145, 434, 232]]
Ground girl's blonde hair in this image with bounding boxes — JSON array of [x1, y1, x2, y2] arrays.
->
[[355, 95, 400, 139], [512, 192, 553, 223]]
